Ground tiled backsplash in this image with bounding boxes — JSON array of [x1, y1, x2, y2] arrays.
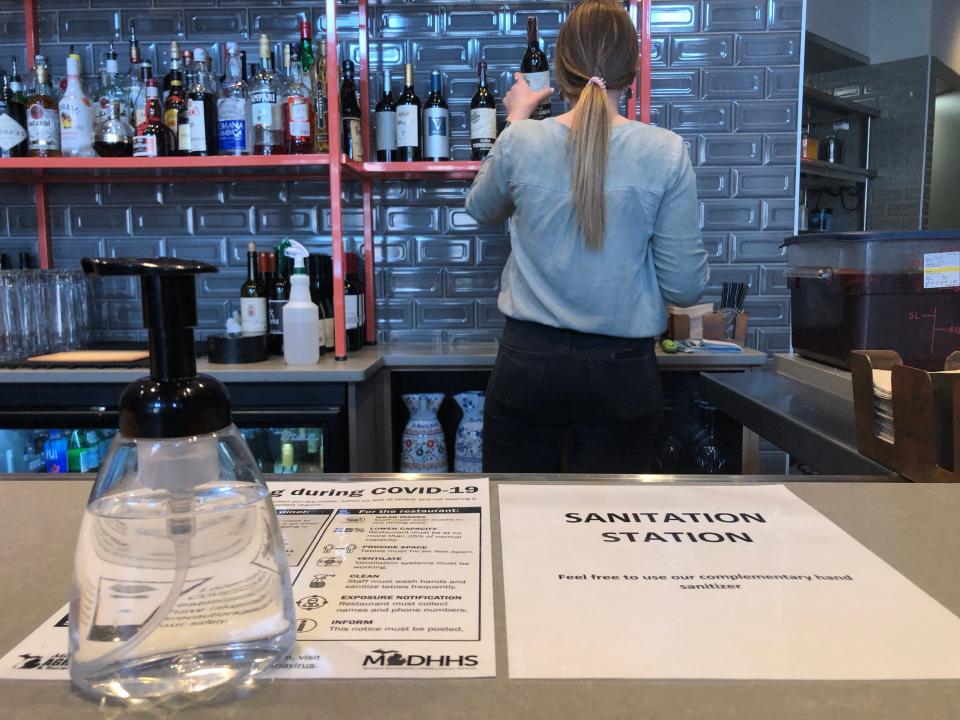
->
[[1, 0, 801, 350]]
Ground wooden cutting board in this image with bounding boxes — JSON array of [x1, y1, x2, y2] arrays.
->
[[27, 350, 150, 364]]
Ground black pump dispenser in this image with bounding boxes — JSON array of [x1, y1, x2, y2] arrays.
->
[[82, 257, 231, 438]]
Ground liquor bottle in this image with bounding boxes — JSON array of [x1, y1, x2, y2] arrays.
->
[[307, 253, 330, 354], [250, 34, 285, 155], [218, 42, 250, 156], [0, 71, 28, 158], [422, 70, 449, 161], [340, 59, 363, 161], [95, 43, 128, 132], [182, 49, 193, 88], [25, 59, 60, 158], [299, 19, 314, 94], [240, 241, 267, 334], [313, 39, 329, 153], [280, 43, 293, 88], [470, 61, 497, 160], [284, 47, 313, 154], [93, 99, 134, 157], [131, 60, 153, 128], [9, 56, 24, 103], [344, 252, 365, 351], [396, 62, 421, 161], [268, 246, 291, 355], [133, 79, 171, 157], [162, 41, 183, 104], [164, 67, 186, 154], [521, 16, 551, 120], [375, 69, 397, 161], [186, 48, 218, 156], [59, 56, 95, 157]]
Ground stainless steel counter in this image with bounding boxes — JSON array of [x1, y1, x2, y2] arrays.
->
[[0, 343, 768, 383], [1, 474, 955, 720]]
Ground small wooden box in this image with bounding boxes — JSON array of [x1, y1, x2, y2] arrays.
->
[[850, 350, 960, 482]]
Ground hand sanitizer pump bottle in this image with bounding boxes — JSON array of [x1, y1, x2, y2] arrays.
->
[[69, 257, 295, 703]]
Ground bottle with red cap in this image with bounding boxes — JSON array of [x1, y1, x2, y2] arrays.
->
[[133, 78, 172, 157]]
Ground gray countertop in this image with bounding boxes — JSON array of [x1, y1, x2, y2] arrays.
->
[[700, 369, 894, 476], [2, 474, 957, 720], [0, 343, 768, 383]]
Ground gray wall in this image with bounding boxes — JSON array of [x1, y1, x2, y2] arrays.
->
[[1, 0, 801, 352], [929, 90, 960, 230]]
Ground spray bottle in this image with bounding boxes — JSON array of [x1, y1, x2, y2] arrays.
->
[[69, 257, 295, 703], [282, 240, 321, 365]]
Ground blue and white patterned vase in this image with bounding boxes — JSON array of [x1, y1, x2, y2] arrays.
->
[[400, 393, 448, 472], [453, 391, 485, 473]]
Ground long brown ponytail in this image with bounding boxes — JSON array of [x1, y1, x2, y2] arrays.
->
[[555, 0, 639, 250]]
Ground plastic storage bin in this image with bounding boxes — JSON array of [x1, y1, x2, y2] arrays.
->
[[785, 230, 960, 370]]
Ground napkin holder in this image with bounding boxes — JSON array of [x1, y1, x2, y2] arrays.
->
[[849, 350, 960, 482]]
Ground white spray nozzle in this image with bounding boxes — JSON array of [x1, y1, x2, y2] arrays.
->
[[284, 239, 310, 273]]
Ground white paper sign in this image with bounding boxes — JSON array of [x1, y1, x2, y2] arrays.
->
[[923, 251, 960, 289], [499, 483, 960, 680], [0, 478, 494, 681]]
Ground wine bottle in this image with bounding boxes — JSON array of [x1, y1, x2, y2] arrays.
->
[[319, 254, 335, 352], [344, 252, 365, 351], [0, 70, 28, 158], [9, 56, 24, 103], [250, 34, 285, 155], [521, 16, 551, 120], [374, 69, 397, 161], [422, 70, 449, 161], [25, 59, 60, 158], [186, 47, 218, 156], [396, 62, 421, 161], [307, 253, 329, 354], [340, 59, 363, 161], [133, 78, 171, 157], [470, 61, 497, 160], [268, 246, 291, 355], [241, 241, 267, 334]]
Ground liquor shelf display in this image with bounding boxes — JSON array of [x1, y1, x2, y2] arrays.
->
[[2, 0, 652, 360]]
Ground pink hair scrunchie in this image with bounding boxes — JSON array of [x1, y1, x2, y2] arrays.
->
[[587, 76, 607, 91]]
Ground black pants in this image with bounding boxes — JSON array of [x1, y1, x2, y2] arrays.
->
[[483, 318, 664, 474]]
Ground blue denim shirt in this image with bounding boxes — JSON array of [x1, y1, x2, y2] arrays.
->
[[465, 118, 708, 338]]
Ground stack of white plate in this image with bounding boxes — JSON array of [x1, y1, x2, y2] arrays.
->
[[872, 369, 894, 443]]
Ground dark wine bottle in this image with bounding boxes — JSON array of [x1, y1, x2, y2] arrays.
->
[[396, 62, 421, 162], [344, 252, 365, 351], [422, 70, 449, 161], [374, 69, 397, 162], [240, 241, 267, 334], [470, 61, 497, 160], [307, 254, 329, 355], [268, 249, 290, 355], [521, 16, 551, 120], [340, 60, 363, 161]]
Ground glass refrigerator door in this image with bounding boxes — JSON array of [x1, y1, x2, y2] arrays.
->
[[233, 408, 346, 474]]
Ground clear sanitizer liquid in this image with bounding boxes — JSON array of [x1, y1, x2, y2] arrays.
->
[[69, 427, 296, 702]]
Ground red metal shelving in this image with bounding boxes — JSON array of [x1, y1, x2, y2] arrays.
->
[[14, 0, 651, 360], [343, 159, 481, 181], [0, 154, 332, 183]]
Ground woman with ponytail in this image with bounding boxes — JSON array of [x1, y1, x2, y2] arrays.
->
[[466, 0, 708, 473]]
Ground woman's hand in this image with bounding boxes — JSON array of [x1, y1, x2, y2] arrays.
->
[[503, 72, 554, 124]]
